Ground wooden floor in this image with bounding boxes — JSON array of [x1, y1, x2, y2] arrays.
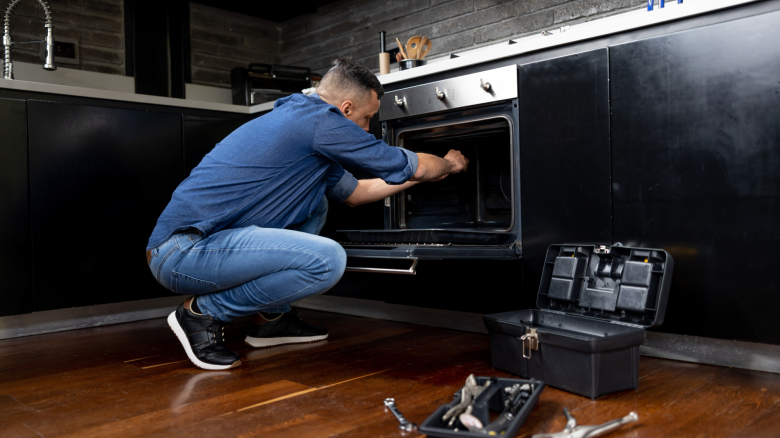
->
[[1, 309, 779, 438]]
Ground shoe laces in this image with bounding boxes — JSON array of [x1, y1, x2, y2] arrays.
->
[[207, 321, 231, 345]]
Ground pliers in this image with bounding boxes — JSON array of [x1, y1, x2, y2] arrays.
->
[[532, 407, 638, 438]]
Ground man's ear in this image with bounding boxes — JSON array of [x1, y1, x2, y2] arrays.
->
[[339, 99, 354, 117]]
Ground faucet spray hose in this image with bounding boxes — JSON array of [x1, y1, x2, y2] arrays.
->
[[3, 0, 55, 78]]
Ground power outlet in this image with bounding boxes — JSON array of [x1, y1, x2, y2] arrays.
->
[[387, 47, 400, 64], [41, 37, 79, 65], [53, 41, 76, 58]]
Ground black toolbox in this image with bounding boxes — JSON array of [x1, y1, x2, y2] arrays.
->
[[419, 377, 545, 438], [484, 244, 673, 399]]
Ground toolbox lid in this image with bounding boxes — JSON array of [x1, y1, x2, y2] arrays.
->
[[536, 243, 674, 328]]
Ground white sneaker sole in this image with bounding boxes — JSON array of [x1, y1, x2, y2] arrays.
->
[[167, 311, 241, 371], [244, 334, 329, 348]]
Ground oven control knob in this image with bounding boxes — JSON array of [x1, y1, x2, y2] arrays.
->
[[435, 87, 446, 100], [394, 95, 404, 107], [480, 78, 491, 91]]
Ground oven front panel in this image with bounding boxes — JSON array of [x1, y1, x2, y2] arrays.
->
[[379, 65, 519, 121]]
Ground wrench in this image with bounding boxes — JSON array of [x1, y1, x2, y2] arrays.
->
[[384, 398, 418, 432]]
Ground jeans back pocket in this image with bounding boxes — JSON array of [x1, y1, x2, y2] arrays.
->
[[171, 271, 220, 295]]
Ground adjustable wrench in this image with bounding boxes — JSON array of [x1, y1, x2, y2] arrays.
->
[[384, 398, 418, 432]]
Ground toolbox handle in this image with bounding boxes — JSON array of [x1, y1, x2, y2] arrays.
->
[[345, 259, 418, 275]]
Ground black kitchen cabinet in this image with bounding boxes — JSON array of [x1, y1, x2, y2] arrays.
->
[[0, 98, 33, 316], [610, 10, 780, 343], [183, 113, 259, 175], [518, 49, 613, 298], [27, 101, 183, 310]]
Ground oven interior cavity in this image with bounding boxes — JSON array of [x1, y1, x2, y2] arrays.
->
[[398, 117, 512, 231]]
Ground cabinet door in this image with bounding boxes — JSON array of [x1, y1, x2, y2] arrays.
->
[[0, 98, 32, 316], [518, 49, 612, 298], [610, 11, 780, 343], [28, 101, 183, 311]]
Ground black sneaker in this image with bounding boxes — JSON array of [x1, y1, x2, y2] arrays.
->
[[167, 301, 242, 370], [244, 308, 328, 348]]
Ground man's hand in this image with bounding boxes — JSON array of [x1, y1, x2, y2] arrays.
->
[[411, 150, 469, 182], [443, 149, 469, 174]]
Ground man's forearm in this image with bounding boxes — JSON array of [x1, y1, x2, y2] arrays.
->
[[344, 178, 418, 207], [410, 153, 452, 182]]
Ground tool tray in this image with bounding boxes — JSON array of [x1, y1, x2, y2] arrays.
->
[[419, 377, 545, 438], [484, 244, 674, 399]]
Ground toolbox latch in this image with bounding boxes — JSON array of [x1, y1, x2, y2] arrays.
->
[[518, 327, 539, 359]]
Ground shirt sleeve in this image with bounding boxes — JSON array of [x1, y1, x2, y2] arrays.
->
[[325, 163, 359, 203], [312, 108, 418, 185]]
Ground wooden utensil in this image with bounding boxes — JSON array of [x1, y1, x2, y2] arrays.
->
[[396, 52, 406, 63], [406, 36, 422, 59], [396, 37, 408, 60], [418, 37, 432, 60]]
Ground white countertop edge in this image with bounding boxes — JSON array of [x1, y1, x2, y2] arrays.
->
[[0, 77, 277, 114], [379, 0, 760, 85]]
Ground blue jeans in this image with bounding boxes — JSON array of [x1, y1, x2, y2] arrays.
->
[[148, 197, 345, 321]]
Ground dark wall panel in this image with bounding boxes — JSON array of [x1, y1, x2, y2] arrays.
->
[[518, 49, 613, 297], [133, 0, 171, 97], [0, 98, 33, 316], [28, 101, 183, 311], [610, 11, 780, 343]]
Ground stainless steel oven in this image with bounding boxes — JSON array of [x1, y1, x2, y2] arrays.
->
[[338, 66, 521, 274]]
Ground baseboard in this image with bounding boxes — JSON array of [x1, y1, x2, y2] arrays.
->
[[641, 331, 780, 374], [0, 296, 183, 340], [296, 295, 488, 334], [4, 294, 779, 375], [297, 295, 780, 375]]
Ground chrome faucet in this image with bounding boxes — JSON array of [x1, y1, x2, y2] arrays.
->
[[3, 0, 56, 80]]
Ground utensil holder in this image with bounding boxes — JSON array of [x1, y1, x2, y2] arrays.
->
[[399, 59, 426, 71]]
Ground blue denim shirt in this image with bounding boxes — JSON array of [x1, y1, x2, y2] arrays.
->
[[146, 93, 418, 250]]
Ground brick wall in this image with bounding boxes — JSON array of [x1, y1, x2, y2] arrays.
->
[[281, 0, 647, 75], [7, 0, 125, 75], [4, 0, 648, 85], [189, 3, 281, 89]]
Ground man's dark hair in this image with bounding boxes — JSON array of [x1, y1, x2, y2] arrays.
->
[[320, 58, 384, 100]]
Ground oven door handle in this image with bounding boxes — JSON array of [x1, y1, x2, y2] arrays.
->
[[345, 259, 418, 275]]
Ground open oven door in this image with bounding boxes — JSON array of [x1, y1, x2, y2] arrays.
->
[[338, 229, 520, 274], [337, 231, 520, 275], [339, 241, 519, 275]]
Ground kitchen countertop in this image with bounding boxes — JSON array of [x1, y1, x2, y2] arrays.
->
[[0, 77, 276, 114], [379, 0, 758, 86]]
